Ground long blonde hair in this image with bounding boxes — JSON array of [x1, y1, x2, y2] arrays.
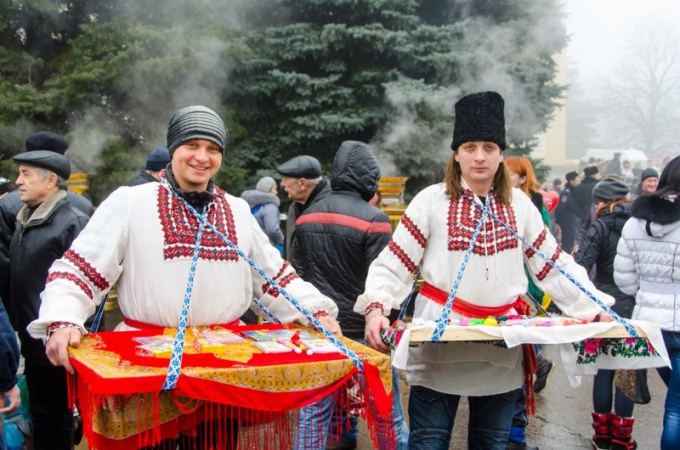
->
[[443, 152, 512, 205]]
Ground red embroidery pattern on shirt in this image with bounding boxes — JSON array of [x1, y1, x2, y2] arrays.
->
[[525, 228, 547, 259], [536, 247, 562, 281], [265, 272, 299, 298], [401, 214, 426, 248], [46, 271, 95, 300], [159, 187, 238, 261], [447, 191, 518, 255], [261, 261, 291, 295], [63, 249, 109, 291], [388, 240, 417, 273]]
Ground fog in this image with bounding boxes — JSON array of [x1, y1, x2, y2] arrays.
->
[[565, 0, 680, 158]]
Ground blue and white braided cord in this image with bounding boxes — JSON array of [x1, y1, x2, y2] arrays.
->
[[176, 196, 364, 371], [431, 193, 492, 342], [465, 196, 637, 338], [162, 206, 207, 390], [251, 296, 282, 324]]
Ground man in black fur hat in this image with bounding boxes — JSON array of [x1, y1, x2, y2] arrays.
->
[[357, 91, 615, 449]]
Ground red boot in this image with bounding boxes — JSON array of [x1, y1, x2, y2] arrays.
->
[[610, 414, 637, 450], [592, 412, 612, 450]]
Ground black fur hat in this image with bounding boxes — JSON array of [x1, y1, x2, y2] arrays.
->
[[450, 91, 506, 151]]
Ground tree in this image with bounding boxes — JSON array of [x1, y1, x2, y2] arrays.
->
[[230, 0, 567, 196], [594, 21, 680, 156]]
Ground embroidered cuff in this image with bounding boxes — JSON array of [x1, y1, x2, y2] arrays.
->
[[364, 302, 384, 316], [46, 322, 83, 340], [313, 310, 330, 319]]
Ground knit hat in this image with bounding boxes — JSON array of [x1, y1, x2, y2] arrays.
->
[[592, 178, 630, 203], [145, 147, 170, 171], [450, 91, 506, 151], [276, 155, 322, 178], [166, 106, 228, 156], [640, 167, 659, 182], [565, 171, 579, 182], [256, 176, 276, 193], [25, 131, 69, 154], [13, 150, 71, 180], [583, 166, 599, 177]]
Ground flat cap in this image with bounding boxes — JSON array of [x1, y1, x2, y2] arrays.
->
[[25, 131, 69, 154], [276, 155, 321, 178], [13, 150, 71, 180]]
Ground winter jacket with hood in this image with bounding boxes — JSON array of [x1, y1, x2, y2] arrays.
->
[[9, 190, 89, 363], [576, 202, 635, 318], [614, 195, 680, 331], [293, 141, 392, 339], [240, 190, 284, 248]]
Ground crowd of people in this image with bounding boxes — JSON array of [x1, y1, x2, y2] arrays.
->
[[0, 93, 678, 450]]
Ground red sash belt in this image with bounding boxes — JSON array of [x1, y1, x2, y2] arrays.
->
[[420, 282, 524, 317], [420, 281, 537, 415], [123, 317, 240, 330]]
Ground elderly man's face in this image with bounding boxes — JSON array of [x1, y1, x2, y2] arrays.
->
[[280, 176, 312, 204], [16, 164, 54, 208]]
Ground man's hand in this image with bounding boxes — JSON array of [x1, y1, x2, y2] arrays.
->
[[46, 327, 82, 374], [0, 384, 20, 414], [365, 315, 390, 353], [317, 315, 343, 337], [596, 311, 615, 322]]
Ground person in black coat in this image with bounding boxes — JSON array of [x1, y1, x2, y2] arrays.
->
[[292, 141, 409, 450], [9, 151, 89, 450], [574, 177, 637, 450], [128, 147, 170, 186], [0, 132, 93, 321]]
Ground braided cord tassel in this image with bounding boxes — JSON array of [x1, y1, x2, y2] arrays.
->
[[477, 202, 637, 338], [177, 196, 364, 371], [162, 206, 207, 390], [431, 194, 492, 342]]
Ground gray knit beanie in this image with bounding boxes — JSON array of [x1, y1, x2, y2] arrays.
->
[[592, 178, 630, 203], [166, 106, 228, 156], [256, 176, 276, 193], [640, 168, 659, 182]]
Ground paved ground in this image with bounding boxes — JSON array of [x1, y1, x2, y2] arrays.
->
[[357, 345, 667, 449]]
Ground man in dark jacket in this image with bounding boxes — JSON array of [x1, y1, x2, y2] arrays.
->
[[573, 165, 600, 223], [277, 155, 331, 261], [0, 132, 93, 320], [292, 141, 408, 450], [128, 146, 170, 186], [9, 150, 89, 450], [554, 171, 582, 253]]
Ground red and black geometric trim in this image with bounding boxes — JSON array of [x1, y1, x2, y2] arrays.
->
[[63, 249, 109, 291], [265, 272, 299, 298], [447, 191, 518, 256], [388, 240, 417, 273], [400, 214, 426, 248], [159, 187, 239, 261], [46, 271, 95, 300], [525, 228, 547, 259], [261, 261, 291, 295], [536, 247, 562, 281]]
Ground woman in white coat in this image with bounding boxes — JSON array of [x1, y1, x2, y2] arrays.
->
[[614, 155, 680, 450]]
